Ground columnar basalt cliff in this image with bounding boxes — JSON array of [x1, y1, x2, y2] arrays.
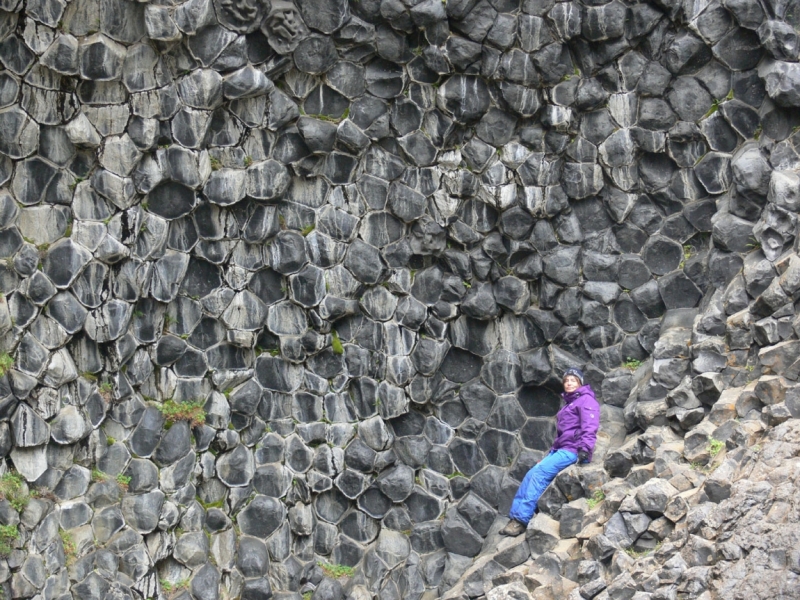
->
[[0, 0, 799, 599]]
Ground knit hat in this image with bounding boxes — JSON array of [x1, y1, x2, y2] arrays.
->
[[563, 367, 584, 385]]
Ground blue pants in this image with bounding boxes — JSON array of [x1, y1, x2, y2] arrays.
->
[[509, 449, 578, 524]]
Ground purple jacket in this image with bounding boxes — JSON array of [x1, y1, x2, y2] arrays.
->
[[551, 385, 600, 461]]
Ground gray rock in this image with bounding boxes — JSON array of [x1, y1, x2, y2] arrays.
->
[[43, 239, 92, 289], [635, 479, 679, 515], [216, 444, 255, 487], [10, 446, 48, 482], [11, 404, 49, 447], [49, 406, 89, 444], [121, 490, 165, 533], [79, 34, 126, 81], [271, 231, 307, 275], [441, 507, 483, 557], [247, 159, 290, 200], [238, 494, 286, 538], [759, 20, 799, 61], [439, 75, 491, 123], [175, 531, 210, 567], [294, 0, 347, 34], [154, 420, 192, 466]]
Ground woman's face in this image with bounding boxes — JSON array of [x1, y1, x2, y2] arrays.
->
[[563, 376, 581, 393]]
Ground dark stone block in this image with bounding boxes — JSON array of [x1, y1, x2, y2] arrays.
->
[[449, 438, 486, 476], [654, 277, 701, 317]]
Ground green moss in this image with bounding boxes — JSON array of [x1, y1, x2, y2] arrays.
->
[[708, 437, 725, 457], [586, 489, 605, 510], [60, 529, 77, 564], [198, 498, 225, 510], [301, 224, 315, 236], [318, 562, 355, 579], [0, 353, 13, 378], [160, 579, 190, 593], [622, 357, 642, 371], [0, 472, 31, 512], [0, 524, 18, 556], [156, 399, 206, 427], [331, 330, 344, 355], [703, 100, 719, 119]]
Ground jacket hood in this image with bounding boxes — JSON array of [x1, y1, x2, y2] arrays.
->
[[562, 384, 594, 403]]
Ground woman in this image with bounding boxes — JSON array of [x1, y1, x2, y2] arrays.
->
[[501, 367, 600, 536]]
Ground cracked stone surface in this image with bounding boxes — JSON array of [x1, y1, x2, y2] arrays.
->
[[0, 1, 797, 599]]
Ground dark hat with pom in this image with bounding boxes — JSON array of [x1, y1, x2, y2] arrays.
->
[[562, 367, 584, 385]]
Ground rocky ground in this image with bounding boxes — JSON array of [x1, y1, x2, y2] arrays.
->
[[0, 0, 799, 599]]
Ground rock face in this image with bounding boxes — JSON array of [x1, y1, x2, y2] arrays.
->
[[0, 0, 797, 600]]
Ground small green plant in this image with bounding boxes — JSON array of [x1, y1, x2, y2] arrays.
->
[[703, 99, 719, 118], [160, 579, 190, 593], [0, 524, 18, 555], [301, 224, 315, 236], [586, 489, 605, 510], [60, 529, 77, 565], [302, 592, 313, 600], [318, 562, 355, 579], [0, 353, 13, 378], [68, 176, 85, 191], [624, 542, 661, 559], [116, 474, 131, 491], [269, 348, 280, 357], [106, 436, 116, 446], [244, 156, 253, 167], [157, 399, 206, 427], [98, 382, 113, 402], [707, 437, 725, 457], [622, 357, 642, 371], [331, 330, 344, 355], [91, 469, 107, 483], [445, 471, 466, 479], [209, 156, 222, 171], [0, 472, 31, 512], [197, 497, 225, 510]]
